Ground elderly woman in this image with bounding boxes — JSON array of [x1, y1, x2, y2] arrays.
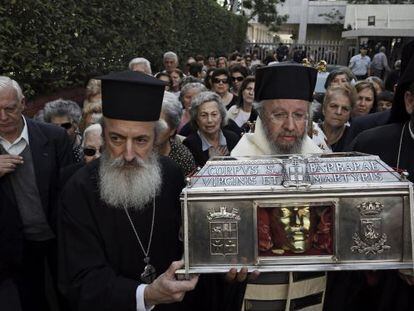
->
[[352, 81, 377, 118], [210, 68, 238, 109], [82, 123, 103, 163], [43, 99, 83, 162], [156, 92, 196, 176], [313, 85, 356, 152], [183, 91, 240, 167], [177, 82, 207, 134], [227, 76, 257, 133]]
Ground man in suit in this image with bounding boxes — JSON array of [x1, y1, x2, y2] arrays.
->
[[0, 76, 73, 311]]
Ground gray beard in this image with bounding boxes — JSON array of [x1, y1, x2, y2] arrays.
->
[[99, 150, 162, 210], [262, 121, 306, 155]]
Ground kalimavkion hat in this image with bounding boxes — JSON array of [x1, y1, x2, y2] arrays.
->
[[254, 63, 317, 102], [98, 70, 166, 121], [390, 40, 414, 123]]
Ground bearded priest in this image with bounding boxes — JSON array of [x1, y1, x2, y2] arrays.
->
[[57, 71, 200, 311]]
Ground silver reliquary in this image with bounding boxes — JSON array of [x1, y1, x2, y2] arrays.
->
[[179, 153, 414, 275]]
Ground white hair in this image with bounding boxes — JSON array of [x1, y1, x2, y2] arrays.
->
[[82, 123, 102, 146], [163, 51, 178, 62], [128, 57, 152, 74], [0, 76, 24, 102], [162, 91, 182, 130]]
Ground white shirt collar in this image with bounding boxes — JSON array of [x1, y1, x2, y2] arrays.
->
[[0, 116, 30, 147]]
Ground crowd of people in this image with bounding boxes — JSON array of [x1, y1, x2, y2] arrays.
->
[[0, 39, 413, 311]]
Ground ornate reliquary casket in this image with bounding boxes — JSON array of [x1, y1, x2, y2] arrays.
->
[[179, 153, 413, 275]]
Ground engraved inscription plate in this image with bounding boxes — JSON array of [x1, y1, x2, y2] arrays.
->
[[188, 154, 400, 188]]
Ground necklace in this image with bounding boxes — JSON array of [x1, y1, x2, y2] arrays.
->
[[123, 198, 157, 284], [409, 121, 414, 140]]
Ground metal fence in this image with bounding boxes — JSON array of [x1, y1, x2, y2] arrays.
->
[[245, 41, 357, 66]]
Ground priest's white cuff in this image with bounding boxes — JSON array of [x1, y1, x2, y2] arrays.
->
[[136, 284, 154, 311]]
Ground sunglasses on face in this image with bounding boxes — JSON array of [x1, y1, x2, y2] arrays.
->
[[231, 76, 244, 82], [59, 122, 73, 130], [83, 147, 102, 157], [212, 78, 229, 84]]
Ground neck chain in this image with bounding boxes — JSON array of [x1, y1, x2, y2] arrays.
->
[[409, 121, 414, 140], [123, 198, 157, 284]]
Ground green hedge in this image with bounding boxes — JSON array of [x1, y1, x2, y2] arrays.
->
[[0, 0, 247, 98]]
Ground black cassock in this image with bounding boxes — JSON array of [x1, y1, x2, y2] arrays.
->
[[58, 157, 244, 311], [324, 122, 414, 311]]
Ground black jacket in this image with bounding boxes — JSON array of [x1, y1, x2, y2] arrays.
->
[[183, 129, 240, 167]]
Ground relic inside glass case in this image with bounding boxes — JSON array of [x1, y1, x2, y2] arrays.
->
[[257, 202, 334, 257]]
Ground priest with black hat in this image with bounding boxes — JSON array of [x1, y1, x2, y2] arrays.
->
[[231, 62, 322, 156], [231, 63, 326, 311], [57, 71, 199, 311]]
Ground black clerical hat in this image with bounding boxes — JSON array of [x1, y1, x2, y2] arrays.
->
[[254, 63, 317, 102], [391, 40, 414, 123], [98, 71, 166, 121]]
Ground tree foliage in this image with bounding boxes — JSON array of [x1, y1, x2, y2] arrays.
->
[[318, 9, 345, 32], [221, 0, 288, 32], [0, 0, 247, 98]]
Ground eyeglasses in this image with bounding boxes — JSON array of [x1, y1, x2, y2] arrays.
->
[[83, 147, 102, 157], [267, 112, 308, 124], [59, 122, 73, 130], [212, 78, 229, 84], [231, 76, 244, 82]]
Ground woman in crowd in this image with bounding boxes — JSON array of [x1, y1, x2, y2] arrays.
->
[[229, 64, 248, 96], [352, 81, 377, 118], [324, 68, 354, 89], [170, 68, 184, 94], [183, 91, 240, 167], [157, 92, 196, 176], [366, 76, 384, 96], [82, 123, 103, 164], [216, 56, 228, 69], [210, 68, 237, 109], [177, 82, 207, 134], [155, 72, 172, 91], [43, 99, 83, 162], [83, 79, 101, 110], [227, 76, 257, 133], [79, 101, 102, 133], [313, 85, 356, 152]]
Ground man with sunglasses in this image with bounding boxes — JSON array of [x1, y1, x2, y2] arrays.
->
[[0, 76, 73, 311], [231, 64, 326, 311]]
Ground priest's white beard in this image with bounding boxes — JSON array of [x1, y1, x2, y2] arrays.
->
[[262, 121, 306, 155], [99, 150, 162, 210]]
